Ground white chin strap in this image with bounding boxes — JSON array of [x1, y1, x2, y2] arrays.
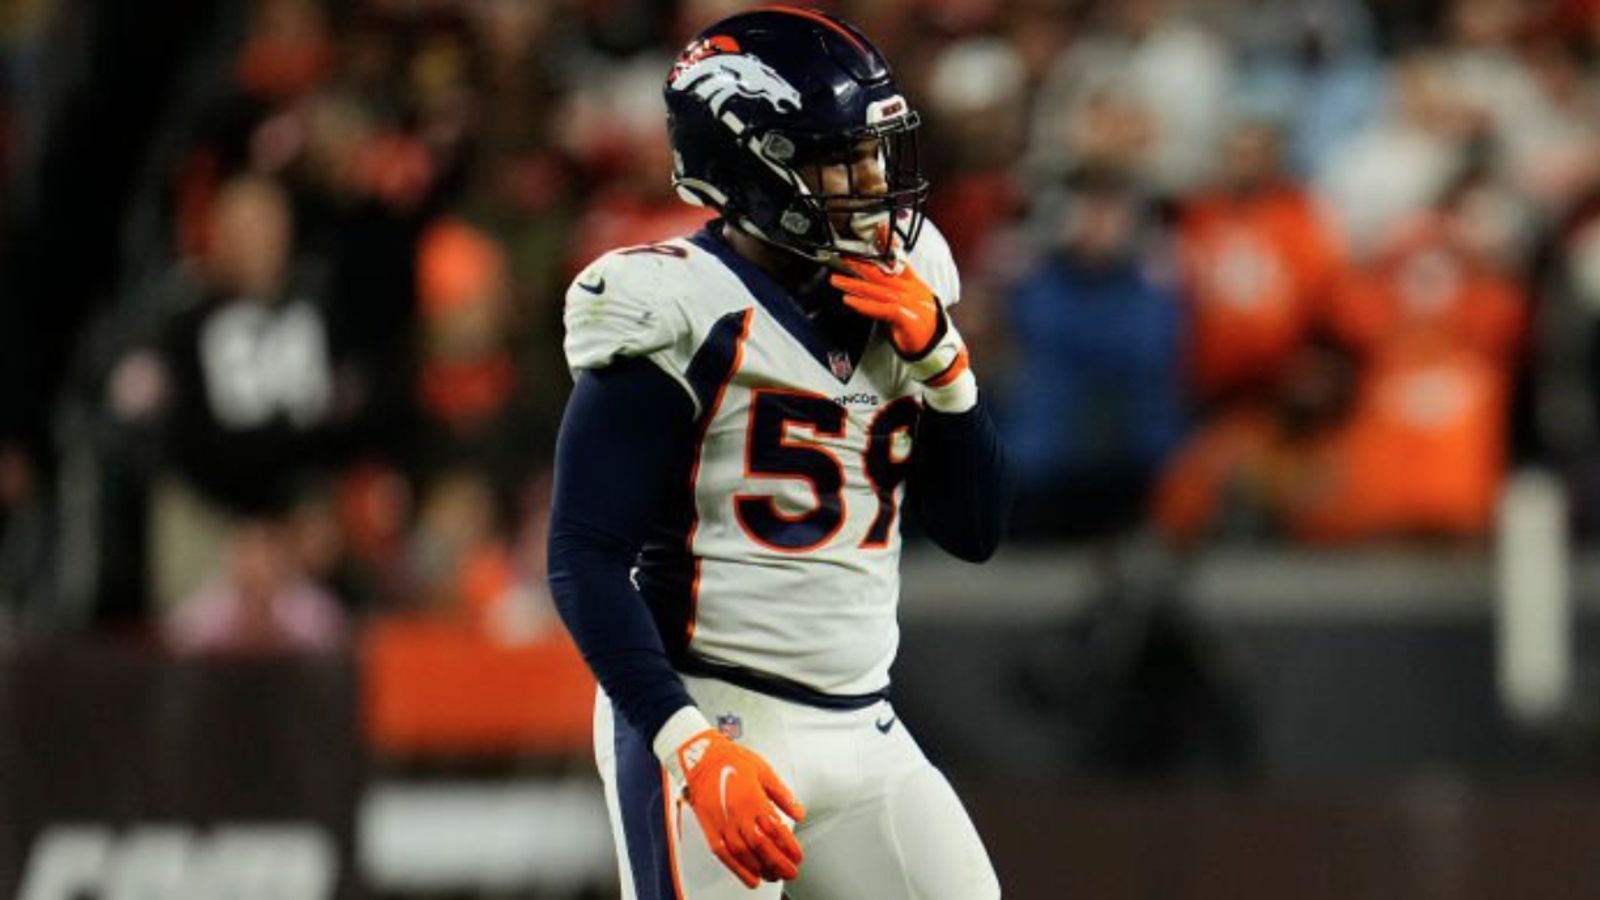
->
[[839, 209, 900, 263], [733, 214, 897, 272]]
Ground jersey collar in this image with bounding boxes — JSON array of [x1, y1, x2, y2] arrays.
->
[[690, 221, 867, 384]]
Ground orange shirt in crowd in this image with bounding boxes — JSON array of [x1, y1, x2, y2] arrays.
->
[[1306, 214, 1526, 540], [1152, 406, 1287, 544], [1295, 337, 1511, 542], [1178, 187, 1345, 400], [1325, 215, 1526, 363], [1157, 338, 1512, 545], [1165, 209, 1527, 545], [1152, 400, 1357, 546]]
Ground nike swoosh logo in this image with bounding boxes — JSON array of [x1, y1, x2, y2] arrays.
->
[[875, 715, 896, 734], [718, 765, 736, 817], [578, 274, 606, 295]]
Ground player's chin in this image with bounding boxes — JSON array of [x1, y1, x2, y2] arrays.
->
[[825, 199, 889, 223], [846, 213, 898, 260]]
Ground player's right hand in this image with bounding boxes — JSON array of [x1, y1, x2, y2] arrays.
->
[[675, 728, 806, 887]]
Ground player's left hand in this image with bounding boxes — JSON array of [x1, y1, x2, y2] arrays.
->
[[829, 259, 943, 359], [831, 259, 976, 413]]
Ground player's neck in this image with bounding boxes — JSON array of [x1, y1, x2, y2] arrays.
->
[[724, 224, 828, 296]]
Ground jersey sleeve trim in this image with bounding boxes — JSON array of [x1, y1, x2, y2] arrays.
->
[[684, 308, 755, 418], [681, 308, 753, 643]]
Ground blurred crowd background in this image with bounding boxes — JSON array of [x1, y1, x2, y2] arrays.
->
[[3, 0, 1600, 712], [9, 0, 1600, 647], [14, 1, 1600, 896]]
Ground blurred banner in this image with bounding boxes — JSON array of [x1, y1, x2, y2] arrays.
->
[[7, 555, 1600, 900], [964, 783, 1600, 900], [0, 635, 610, 900], [0, 646, 360, 899]]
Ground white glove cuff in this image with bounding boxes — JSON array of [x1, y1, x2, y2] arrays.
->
[[922, 369, 978, 413], [903, 305, 965, 381], [904, 331, 963, 383], [654, 705, 713, 784]]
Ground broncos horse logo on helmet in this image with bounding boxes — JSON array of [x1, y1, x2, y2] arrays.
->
[[664, 6, 928, 265], [669, 50, 803, 117]]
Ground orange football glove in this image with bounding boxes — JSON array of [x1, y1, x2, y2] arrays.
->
[[675, 728, 806, 888], [830, 259, 943, 357], [830, 259, 976, 412]]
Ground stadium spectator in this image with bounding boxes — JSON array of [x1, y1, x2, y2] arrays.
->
[[0, 441, 50, 625], [562, 57, 714, 274], [1435, 0, 1539, 174], [403, 467, 550, 643], [1157, 330, 1510, 544], [1314, 50, 1479, 257], [235, 0, 333, 103], [1001, 169, 1185, 539], [165, 514, 347, 655], [922, 36, 1029, 272], [155, 174, 348, 514], [1177, 119, 1346, 405], [137, 174, 382, 607], [1030, 0, 1233, 196], [1313, 173, 1528, 539], [416, 219, 514, 438], [919, 35, 1033, 367], [1505, 33, 1600, 214], [1223, 0, 1384, 178], [1163, 171, 1529, 545], [1154, 335, 1359, 545], [412, 217, 551, 506]]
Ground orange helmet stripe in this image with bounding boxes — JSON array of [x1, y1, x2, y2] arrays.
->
[[753, 5, 871, 55]]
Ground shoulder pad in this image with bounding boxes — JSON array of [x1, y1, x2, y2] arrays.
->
[[906, 218, 960, 309], [563, 245, 694, 374]]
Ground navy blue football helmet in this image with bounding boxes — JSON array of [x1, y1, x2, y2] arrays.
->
[[664, 6, 928, 264]]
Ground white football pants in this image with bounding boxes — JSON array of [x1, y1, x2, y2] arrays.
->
[[594, 676, 1001, 900]]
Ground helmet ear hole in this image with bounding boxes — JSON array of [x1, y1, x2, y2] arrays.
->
[[760, 132, 797, 164], [676, 185, 708, 207], [780, 210, 812, 235], [673, 175, 729, 210]]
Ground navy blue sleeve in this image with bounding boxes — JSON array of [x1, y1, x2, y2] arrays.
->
[[908, 393, 1012, 562], [547, 357, 698, 742]]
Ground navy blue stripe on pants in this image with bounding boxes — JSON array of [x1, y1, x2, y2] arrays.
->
[[615, 704, 680, 900]]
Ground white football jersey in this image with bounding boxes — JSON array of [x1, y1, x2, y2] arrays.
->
[[563, 221, 959, 696]]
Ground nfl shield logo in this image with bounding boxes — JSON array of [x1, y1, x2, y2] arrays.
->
[[828, 350, 853, 381], [716, 714, 743, 740]]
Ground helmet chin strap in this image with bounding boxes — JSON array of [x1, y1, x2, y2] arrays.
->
[[746, 216, 898, 274], [730, 175, 901, 272], [729, 213, 835, 268], [731, 216, 838, 269], [757, 153, 901, 267], [840, 210, 902, 269]]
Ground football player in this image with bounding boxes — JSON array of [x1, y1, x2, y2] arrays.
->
[[547, 7, 1010, 899]]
